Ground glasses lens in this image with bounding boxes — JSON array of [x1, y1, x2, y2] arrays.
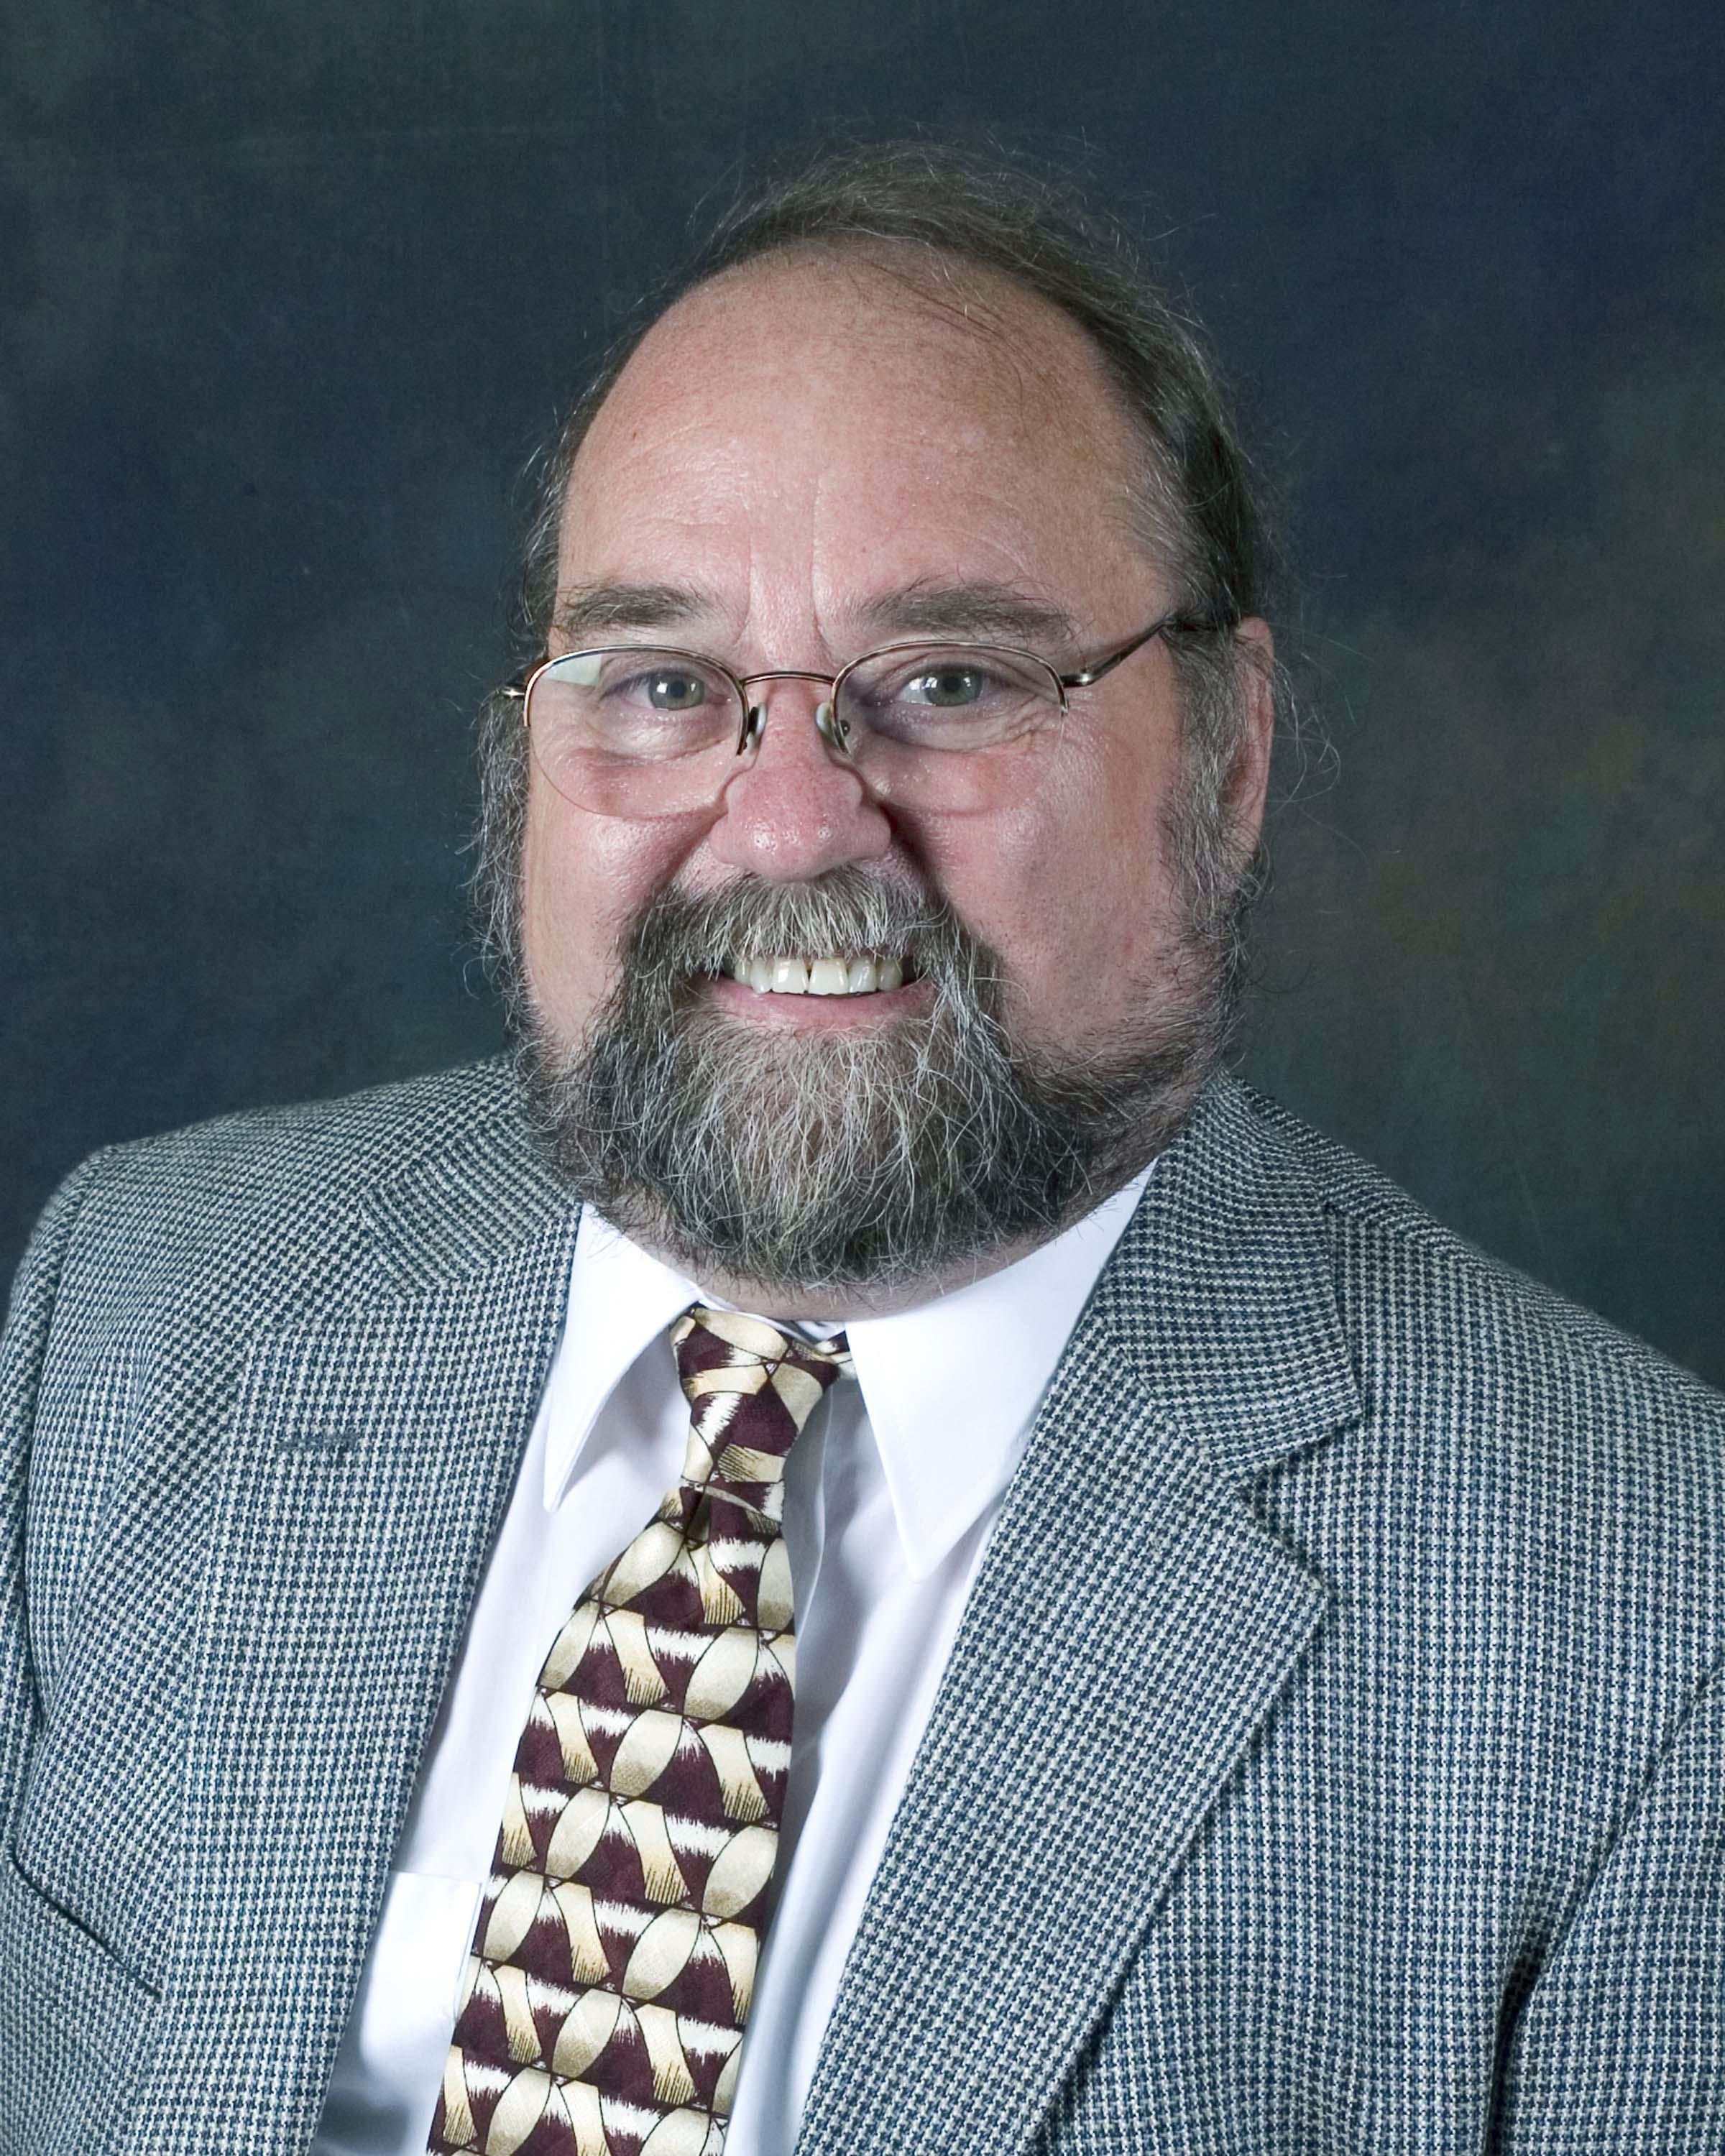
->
[[837, 645, 1064, 810], [525, 648, 744, 818]]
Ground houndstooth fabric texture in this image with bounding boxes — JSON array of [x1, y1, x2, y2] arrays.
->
[[1, 1056, 1722, 2155], [431, 1309, 850, 2156]]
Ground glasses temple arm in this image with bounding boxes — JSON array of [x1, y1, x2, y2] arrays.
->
[[1059, 606, 1241, 688]]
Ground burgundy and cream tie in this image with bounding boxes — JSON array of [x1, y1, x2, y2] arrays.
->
[[429, 1307, 851, 2156]]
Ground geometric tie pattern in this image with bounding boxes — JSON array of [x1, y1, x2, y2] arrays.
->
[[428, 1307, 852, 2156]]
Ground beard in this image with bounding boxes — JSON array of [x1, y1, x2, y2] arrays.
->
[[514, 857, 1243, 1302]]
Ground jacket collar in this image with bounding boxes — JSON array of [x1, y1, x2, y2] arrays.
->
[[795, 1077, 1358, 2156], [351, 1058, 576, 1300], [1093, 1074, 1361, 1480]]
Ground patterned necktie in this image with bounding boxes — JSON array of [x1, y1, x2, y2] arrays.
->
[[430, 1306, 851, 2156]]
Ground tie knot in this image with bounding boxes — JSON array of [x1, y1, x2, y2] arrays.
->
[[672, 1307, 851, 1516]]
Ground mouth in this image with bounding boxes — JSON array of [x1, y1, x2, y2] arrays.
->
[[714, 952, 914, 998]]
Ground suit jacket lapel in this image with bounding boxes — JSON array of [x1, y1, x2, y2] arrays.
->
[[149, 1085, 580, 2152], [796, 1080, 1360, 2156]]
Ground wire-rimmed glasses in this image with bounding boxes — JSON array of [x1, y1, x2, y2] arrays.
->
[[502, 607, 1233, 820]]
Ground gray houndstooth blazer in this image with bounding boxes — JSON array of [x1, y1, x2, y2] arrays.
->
[[2, 1059, 1721, 2154]]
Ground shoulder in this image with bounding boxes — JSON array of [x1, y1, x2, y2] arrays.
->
[[1218, 1081, 1725, 1700], [19, 1058, 548, 1341], [97, 1056, 518, 1182], [1236, 1078, 1724, 1447]]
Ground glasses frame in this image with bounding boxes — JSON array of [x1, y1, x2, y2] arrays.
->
[[500, 604, 1238, 771]]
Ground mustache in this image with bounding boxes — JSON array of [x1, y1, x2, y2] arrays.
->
[[615, 868, 998, 1003]]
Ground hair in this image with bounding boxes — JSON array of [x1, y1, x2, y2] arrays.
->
[[475, 139, 1284, 1021]]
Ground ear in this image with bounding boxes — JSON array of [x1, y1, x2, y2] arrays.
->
[[1224, 618, 1277, 851]]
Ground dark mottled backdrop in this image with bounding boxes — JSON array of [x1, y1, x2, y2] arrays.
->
[[4, 2, 1721, 1381]]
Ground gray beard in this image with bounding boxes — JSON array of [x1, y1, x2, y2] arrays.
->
[[515, 867, 1231, 1302]]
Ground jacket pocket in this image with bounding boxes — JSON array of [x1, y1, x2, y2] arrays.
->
[[0, 1850, 160, 2155]]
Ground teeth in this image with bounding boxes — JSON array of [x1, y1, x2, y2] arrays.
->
[[727, 954, 909, 997]]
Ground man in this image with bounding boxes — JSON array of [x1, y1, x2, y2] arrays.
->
[[2, 145, 1721, 2156]]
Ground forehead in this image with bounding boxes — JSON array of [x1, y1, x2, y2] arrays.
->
[[556, 249, 1156, 635]]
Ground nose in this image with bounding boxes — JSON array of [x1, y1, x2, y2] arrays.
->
[[704, 676, 893, 881]]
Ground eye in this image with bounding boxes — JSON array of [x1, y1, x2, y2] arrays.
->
[[589, 656, 731, 721], [641, 667, 713, 711], [573, 653, 737, 751], [840, 646, 1060, 756], [903, 664, 988, 708]]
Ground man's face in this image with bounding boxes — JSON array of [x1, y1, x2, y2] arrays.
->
[[517, 249, 1271, 1303]]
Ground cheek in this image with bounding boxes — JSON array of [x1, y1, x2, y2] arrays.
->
[[912, 734, 1182, 990], [520, 783, 688, 1038]]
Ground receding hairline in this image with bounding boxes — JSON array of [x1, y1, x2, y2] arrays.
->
[[639, 232, 1142, 395], [660, 231, 1116, 338], [561, 235, 1167, 553]]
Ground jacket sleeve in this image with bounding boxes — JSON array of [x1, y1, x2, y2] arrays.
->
[[0, 1155, 109, 1849], [1495, 1654, 1725, 2152]]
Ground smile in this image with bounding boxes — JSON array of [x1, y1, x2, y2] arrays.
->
[[719, 954, 911, 996]]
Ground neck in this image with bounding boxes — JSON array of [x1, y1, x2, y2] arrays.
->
[[661, 1224, 1063, 1325]]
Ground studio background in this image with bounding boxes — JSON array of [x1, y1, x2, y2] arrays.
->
[[4, 1, 1721, 1385]]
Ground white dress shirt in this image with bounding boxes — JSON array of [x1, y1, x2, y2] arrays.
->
[[313, 1166, 1152, 2156]]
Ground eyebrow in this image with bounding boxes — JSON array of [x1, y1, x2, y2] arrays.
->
[[548, 576, 1085, 655], [855, 581, 1083, 652], [550, 582, 723, 642]]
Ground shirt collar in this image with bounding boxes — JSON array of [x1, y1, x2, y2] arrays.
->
[[543, 1166, 1155, 1577], [841, 1166, 1153, 1578], [541, 1213, 707, 1511]]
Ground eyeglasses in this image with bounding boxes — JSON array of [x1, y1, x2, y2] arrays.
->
[[502, 607, 1235, 820]]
